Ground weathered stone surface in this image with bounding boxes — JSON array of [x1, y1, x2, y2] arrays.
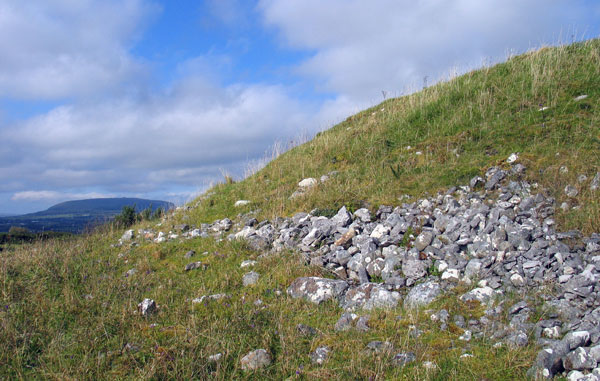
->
[[393, 352, 416, 367], [185, 261, 205, 271], [460, 287, 495, 305], [341, 283, 401, 311], [243, 271, 260, 286], [414, 231, 433, 251], [240, 349, 272, 370], [138, 298, 157, 316], [287, 277, 349, 304], [404, 281, 441, 309], [121, 229, 134, 242], [563, 347, 596, 371], [310, 346, 330, 365], [402, 259, 427, 279], [298, 178, 318, 188]]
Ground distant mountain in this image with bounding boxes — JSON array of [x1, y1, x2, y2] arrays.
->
[[0, 198, 174, 233]]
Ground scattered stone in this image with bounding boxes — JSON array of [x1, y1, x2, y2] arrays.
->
[[574, 95, 589, 101], [185, 261, 206, 271], [298, 178, 318, 188], [184, 250, 195, 259], [296, 324, 317, 336], [121, 229, 134, 242], [591, 173, 600, 191], [507, 153, 519, 164], [287, 277, 349, 304], [335, 312, 358, 331], [242, 271, 260, 286], [414, 231, 433, 251], [234, 200, 250, 207], [393, 352, 416, 367], [240, 349, 271, 371], [310, 346, 330, 365], [208, 353, 223, 362], [240, 260, 257, 268], [366, 341, 394, 354], [138, 298, 157, 316], [564, 347, 596, 371], [565, 185, 579, 198]]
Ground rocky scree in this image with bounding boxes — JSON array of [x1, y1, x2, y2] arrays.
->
[[124, 155, 600, 378]]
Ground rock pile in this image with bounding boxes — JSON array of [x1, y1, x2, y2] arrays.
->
[[222, 157, 599, 379], [122, 154, 600, 378]]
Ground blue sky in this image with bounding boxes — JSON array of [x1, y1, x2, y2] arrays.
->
[[0, 0, 599, 214]]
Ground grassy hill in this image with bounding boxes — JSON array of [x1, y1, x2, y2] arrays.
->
[[0, 40, 599, 380]]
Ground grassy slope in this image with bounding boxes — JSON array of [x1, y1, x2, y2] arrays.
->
[[1, 40, 599, 380]]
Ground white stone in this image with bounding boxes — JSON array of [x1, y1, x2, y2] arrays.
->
[[298, 178, 318, 188], [510, 273, 525, 287], [234, 200, 250, 207], [370, 224, 390, 239], [241, 260, 257, 268], [441, 269, 460, 282], [574, 95, 588, 101], [507, 153, 519, 164]]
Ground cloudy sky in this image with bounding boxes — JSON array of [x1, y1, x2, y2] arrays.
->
[[0, 0, 599, 214]]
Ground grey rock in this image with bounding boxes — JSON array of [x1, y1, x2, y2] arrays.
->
[[565, 185, 579, 198], [296, 323, 317, 336], [393, 352, 416, 367], [354, 208, 372, 222], [240, 349, 272, 370], [591, 173, 600, 191], [341, 283, 401, 311], [402, 259, 427, 279], [121, 229, 134, 242], [414, 231, 433, 251], [564, 347, 597, 370], [287, 277, 349, 304], [460, 286, 495, 305], [184, 250, 195, 258], [310, 346, 330, 365], [356, 315, 370, 332], [138, 298, 157, 316], [366, 341, 393, 354], [332, 206, 352, 227], [185, 261, 205, 271], [335, 312, 357, 331], [242, 271, 260, 286], [404, 280, 442, 309]]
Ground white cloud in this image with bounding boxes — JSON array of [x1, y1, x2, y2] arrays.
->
[[259, 0, 600, 101], [11, 190, 114, 202], [0, 0, 159, 99], [1, 75, 317, 200]]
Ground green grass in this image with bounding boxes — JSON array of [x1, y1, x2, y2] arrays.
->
[[2, 40, 600, 379]]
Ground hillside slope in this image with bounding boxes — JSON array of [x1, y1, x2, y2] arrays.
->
[[0, 40, 599, 380], [186, 39, 599, 235]]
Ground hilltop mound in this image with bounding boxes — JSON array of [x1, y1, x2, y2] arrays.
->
[[1, 40, 599, 380]]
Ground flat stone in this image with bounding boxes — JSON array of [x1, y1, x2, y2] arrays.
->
[[242, 271, 260, 286], [393, 352, 416, 367], [234, 200, 251, 207], [402, 259, 427, 279], [240, 349, 271, 370], [298, 178, 318, 188], [564, 347, 596, 370], [460, 286, 495, 305], [287, 277, 349, 304], [185, 261, 205, 271]]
